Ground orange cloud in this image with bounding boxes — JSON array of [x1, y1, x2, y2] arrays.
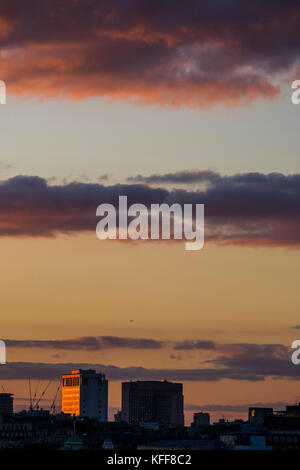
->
[[0, 0, 297, 107]]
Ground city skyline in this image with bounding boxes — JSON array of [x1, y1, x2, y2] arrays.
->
[[2, 373, 300, 428], [3, 380, 300, 451], [0, 0, 300, 429], [2, 367, 300, 426]]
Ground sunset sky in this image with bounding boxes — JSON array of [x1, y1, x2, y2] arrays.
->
[[0, 0, 300, 424]]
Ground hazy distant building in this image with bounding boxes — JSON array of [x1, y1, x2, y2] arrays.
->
[[62, 369, 108, 421], [193, 412, 210, 426], [122, 381, 184, 426], [0, 393, 13, 414]]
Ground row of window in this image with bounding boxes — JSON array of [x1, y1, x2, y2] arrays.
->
[[267, 435, 300, 444], [0, 425, 30, 431], [63, 377, 105, 387], [63, 377, 82, 387]]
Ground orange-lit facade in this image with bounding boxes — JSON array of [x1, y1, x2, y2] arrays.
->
[[62, 369, 108, 421]]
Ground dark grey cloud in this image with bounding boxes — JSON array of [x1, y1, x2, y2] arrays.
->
[[0, 175, 167, 237], [5, 336, 256, 353], [205, 343, 295, 382], [100, 336, 163, 349], [174, 340, 216, 351], [5, 336, 163, 351], [1, 172, 300, 246], [0, 340, 297, 382], [0, 361, 285, 382], [127, 171, 221, 185], [170, 354, 183, 361]]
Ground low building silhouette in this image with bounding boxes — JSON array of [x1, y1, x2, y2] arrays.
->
[[0, 393, 13, 415], [193, 412, 210, 427]]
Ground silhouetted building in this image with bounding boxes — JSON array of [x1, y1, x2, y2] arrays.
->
[[0, 393, 13, 414], [248, 407, 273, 425], [264, 403, 300, 430], [122, 381, 184, 426], [193, 412, 210, 426], [62, 369, 108, 421], [0, 421, 32, 440], [285, 403, 300, 415]]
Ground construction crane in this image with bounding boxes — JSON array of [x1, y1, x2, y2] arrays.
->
[[28, 377, 33, 411], [27, 378, 53, 411], [32, 379, 40, 408], [34, 380, 52, 410], [50, 384, 61, 414]]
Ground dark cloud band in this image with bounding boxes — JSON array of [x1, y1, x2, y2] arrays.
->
[[4, 336, 217, 351], [5, 336, 164, 351], [0, 349, 294, 382], [1, 172, 300, 246], [2, 339, 294, 383]]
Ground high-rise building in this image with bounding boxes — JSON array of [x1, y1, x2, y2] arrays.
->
[[0, 393, 13, 414], [122, 381, 184, 426], [62, 369, 108, 421]]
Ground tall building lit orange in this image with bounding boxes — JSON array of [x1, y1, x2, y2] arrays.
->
[[62, 369, 108, 421]]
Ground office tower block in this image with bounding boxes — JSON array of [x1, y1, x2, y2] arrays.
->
[[122, 381, 184, 426], [62, 369, 108, 421]]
